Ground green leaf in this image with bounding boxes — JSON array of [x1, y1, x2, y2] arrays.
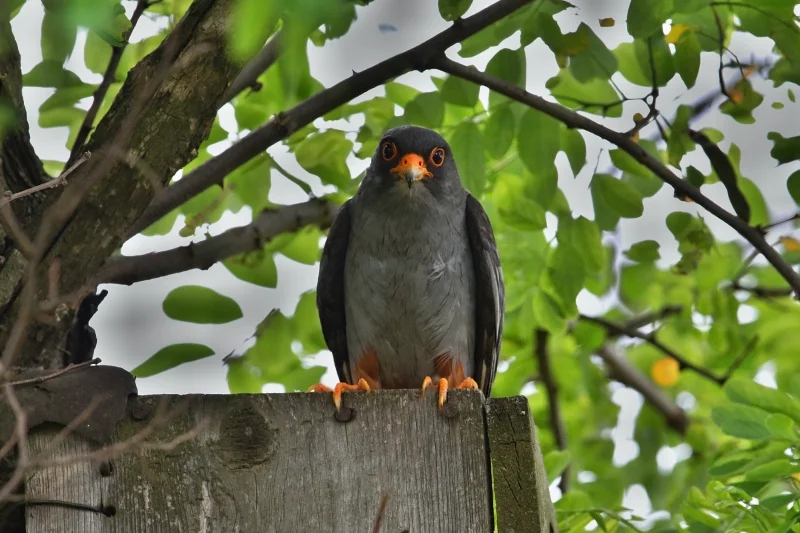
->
[[162, 285, 244, 324], [140, 209, 179, 237], [440, 75, 479, 108], [450, 122, 486, 195], [223, 249, 278, 288], [39, 84, 97, 112], [544, 449, 572, 484], [591, 174, 644, 219], [404, 92, 445, 129], [666, 105, 695, 167], [270, 226, 322, 265], [570, 217, 605, 271], [626, 240, 661, 263], [546, 69, 623, 117], [725, 377, 800, 425], [561, 128, 586, 176], [744, 459, 800, 481], [228, 153, 272, 213], [493, 173, 547, 231], [769, 132, 800, 165], [533, 290, 568, 332], [485, 48, 525, 108], [568, 23, 617, 82], [627, 0, 675, 38], [438, 0, 472, 21], [385, 82, 419, 106], [132, 343, 215, 378], [765, 413, 798, 440], [547, 242, 586, 314], [518, 108, 561, 191], [711, 404, 774, 439], [675, 31, 701, 88], [787, 170, 800, 207], [719, 79, 764, 124], [614, 37, 676, 87], [23, 60, 83, 88], [41, 10, 78, 63], [484, 105, 515, 159], [294, 130, 353, 188]]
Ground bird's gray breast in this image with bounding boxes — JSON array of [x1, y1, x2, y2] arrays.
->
[[344, 189, 475, 388]]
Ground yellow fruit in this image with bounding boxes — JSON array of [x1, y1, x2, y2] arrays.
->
[[652, 357, 680, 386]]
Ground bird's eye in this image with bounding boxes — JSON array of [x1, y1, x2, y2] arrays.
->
[[430, 147, 445, 167], [381, 141, 397, 161]]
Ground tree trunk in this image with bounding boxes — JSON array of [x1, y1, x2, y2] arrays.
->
[[0, 0, 241, 370]]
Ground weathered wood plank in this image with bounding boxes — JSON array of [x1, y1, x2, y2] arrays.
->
[[486, 396, 558, 533], [27, 390, 493, 532]]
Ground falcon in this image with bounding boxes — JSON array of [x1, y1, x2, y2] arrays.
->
[[309, 125, 504, 410]]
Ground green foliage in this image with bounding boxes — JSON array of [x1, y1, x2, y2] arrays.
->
[[21, 0, 800, 529], [132, 343, 215, 377], [162, 285, 243, 324]]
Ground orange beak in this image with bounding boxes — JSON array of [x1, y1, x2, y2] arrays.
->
[[391, 153, 432, 188]]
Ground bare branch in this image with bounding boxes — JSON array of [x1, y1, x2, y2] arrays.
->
[[581, 314, 724, 384], [534, 329, 569, 493], [0, 152, 91, 208], [222, 30, 283, 104], [128, 0, 537, 237], [8, 358, 100, 387], [595, 345, 689, 435], [68, 0, 154, 163], [97, 199, 337, 286], [431, 54, 800, 297]]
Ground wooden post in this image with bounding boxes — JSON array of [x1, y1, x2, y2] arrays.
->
[[24, 390, 556, 532]]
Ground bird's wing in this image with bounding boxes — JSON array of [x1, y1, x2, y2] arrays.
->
[[316, 200, 353, 384], [465, 194, 505, 395]]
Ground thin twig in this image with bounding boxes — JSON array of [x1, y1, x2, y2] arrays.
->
[[0, 153, 91, 208], [222, 29, 283, 104], [721, 335, 759, 382], [581, 314, 724, 384], [431, 54, 800, 297], [0, 385, 28, 503], [68, 0, 153, 163], [533, 329, 569, 493], [8, 358, 100, 387]]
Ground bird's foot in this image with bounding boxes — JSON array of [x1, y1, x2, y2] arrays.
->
[[420, 376, 479, 409], [307, 379, 370, 411]]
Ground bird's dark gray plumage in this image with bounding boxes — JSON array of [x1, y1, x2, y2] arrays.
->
[[317, 125, 504, 398]]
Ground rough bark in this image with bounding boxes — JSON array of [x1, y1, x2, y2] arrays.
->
[[0, 6, 48, 328], [0, 0, 242, 369]]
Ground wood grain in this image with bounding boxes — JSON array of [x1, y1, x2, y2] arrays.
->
[[27, 390, 493, 532], [486, 396, 558, 533]]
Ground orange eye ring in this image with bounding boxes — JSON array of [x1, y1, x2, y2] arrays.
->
[[380, 141, 397, 161], [430, 147, 445, 167]]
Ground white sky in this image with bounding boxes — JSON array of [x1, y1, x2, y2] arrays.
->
[[9, 0, 800, 515]]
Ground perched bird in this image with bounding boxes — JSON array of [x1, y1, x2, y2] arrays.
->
[[309, 125, 504, 410]]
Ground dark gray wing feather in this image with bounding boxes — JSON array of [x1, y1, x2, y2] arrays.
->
[[316, 200, 353, 384], [465, 194, 505, 395]]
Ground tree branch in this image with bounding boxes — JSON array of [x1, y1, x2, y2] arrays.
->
[[533, 328, 569, 493], [128, 0, 536, 238], [95, 199, 337, 285], [431, 55, 800, 297], [68, 0, 153, 164], [595, 345, 689, 434], [221, 29, 282, 104], [581, 314, 724, 384]]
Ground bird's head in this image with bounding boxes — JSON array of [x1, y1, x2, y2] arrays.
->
[[362, 125, 462, 199]]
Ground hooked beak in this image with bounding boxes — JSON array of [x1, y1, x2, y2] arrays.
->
[[391, 153, 432, 188]]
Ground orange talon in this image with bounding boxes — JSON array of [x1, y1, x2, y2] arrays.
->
[[331, 378, 370, 411], [437, 377, 448, 409], [455, 377, 479, 390], [420, 376, 433, 398], [307, 383, 333, 393]]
